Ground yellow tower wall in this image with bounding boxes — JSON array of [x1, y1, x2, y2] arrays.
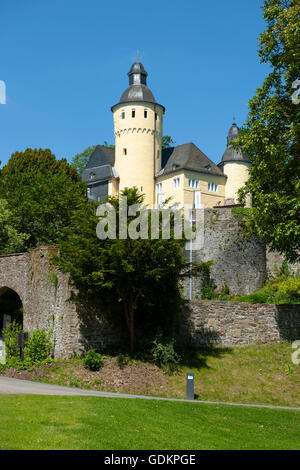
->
[[113, 102, 163, 207], [223, 162, 250, 205]]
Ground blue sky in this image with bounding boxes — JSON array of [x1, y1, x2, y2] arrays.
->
[[0, 0, 269, 167]]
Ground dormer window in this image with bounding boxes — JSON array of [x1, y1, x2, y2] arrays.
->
[[89, 172, 96, 180], [132, 109, 136, 118], [208, 182, 218, 192]]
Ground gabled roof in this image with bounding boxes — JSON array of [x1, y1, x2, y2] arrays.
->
[[81, 146, 116, 184], [160, 143, 224, 177]]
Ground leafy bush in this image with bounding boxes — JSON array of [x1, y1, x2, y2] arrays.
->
[[273, 277, 300, 303], [0, 327, 53, 371], [151, 329, 181, 370], [83, 349, 104, 371], [274, 258, 293, 280], [117, 354, 133, 369], [2, 321, 22, 359], [23, 329, 53, 365], [202, 280, 217, 300], [234, 277, 300, 304]]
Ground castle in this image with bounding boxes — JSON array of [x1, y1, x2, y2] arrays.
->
[[82, 61, 251, 208]]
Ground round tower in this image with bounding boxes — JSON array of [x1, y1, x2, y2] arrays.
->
[[218, 122, 251, 206], [111, 61, 165, 207]]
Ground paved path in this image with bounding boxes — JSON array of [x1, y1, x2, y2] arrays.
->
[[0, 376, 300, 411]]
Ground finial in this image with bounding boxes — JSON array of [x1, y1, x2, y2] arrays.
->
[[137, 49, 139, 63], [233, 115, 236, 124]]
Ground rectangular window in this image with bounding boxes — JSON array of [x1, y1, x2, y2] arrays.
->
[[155, 112, 158, 121], [173, 177, 180, 189], [156, 182, 162, 193], [208, 182, 218, 192], [123, 148, 127, 156], [121, 111, 125, 119], [132, 109, 135, 118], [188, 178, 199, 189], [144, 110, 148, 118]]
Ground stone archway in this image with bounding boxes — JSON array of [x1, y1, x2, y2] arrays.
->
[[0, 247, 83, 359], [0, 286, 23, 330], [0, 247, 125, 359]]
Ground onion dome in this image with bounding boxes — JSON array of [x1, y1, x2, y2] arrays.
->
[[111, 61, 165, 111], [220, 122, 249, 163]]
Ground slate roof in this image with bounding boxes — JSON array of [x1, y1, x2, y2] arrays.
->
[[220, 123, 249, 164], [81, 146, 116, 184], [119, 84, 157, 105], [111, 61, 165, 111], [220, 146, 250, 163], [159, 143, 224, 178]]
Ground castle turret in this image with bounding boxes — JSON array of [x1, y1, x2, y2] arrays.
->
[[111, 61, 165, 206], [218, 122, 251, 206]]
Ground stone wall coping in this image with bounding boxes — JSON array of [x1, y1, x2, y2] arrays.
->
[[0, 245, 58, 259], [186, 300, 300, 308]]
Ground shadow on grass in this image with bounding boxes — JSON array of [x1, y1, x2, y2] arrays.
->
[[177, 346, 233, 370]]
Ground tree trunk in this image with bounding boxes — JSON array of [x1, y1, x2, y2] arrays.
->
[[124, 296, 135, 354]]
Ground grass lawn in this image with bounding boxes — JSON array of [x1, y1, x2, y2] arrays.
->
[[0, 395, 299, 450], [169, 341, 300, 407], [9, 341, 298, 408]]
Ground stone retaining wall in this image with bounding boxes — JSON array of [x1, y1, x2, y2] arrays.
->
[[0, 246, 299, 359], [179, 300, 300, 347]]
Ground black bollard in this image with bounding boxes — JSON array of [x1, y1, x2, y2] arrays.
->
[[186, 372, 194, 400]]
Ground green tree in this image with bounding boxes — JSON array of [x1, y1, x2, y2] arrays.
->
[[53, 188, 192, 353], [236, 0, 300, 261], [70, 145, 97, 175], [162, 136, 175, 149], [0, 199, 28, 253], [0, 148, 88, 251]]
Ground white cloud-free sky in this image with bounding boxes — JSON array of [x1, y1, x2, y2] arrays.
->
[[0, 0, 269, 166]]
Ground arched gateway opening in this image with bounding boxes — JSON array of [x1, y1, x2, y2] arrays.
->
[[0, 286, 23, 331]]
